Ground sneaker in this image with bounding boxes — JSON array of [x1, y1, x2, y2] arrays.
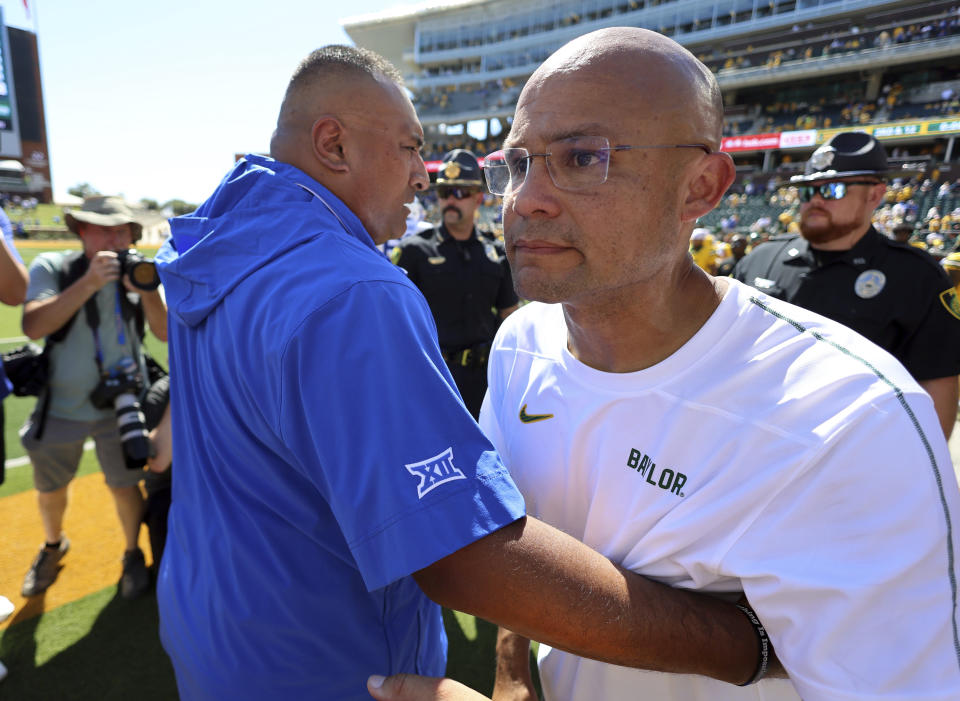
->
[[21, 537, 70, 597], [0, 595, 13, 623], [120, 548, 149, 599]]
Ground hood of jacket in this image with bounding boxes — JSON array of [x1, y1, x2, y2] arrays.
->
[[156, 154, 377, 328]]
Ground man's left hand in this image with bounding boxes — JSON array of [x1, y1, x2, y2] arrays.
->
[[367, 674, 489, 701]]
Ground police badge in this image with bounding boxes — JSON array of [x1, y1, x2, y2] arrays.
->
[[443, 162, 462, 180], [854, 269, 886, 299], [809, 146, 835, 172]]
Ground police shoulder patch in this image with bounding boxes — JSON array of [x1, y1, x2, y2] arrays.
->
[[940, 287, 960, 321]]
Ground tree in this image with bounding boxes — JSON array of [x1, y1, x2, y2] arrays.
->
[[67, 182, 99, 199], [139, 198, 160, 211], [162, 199, 197, 216]]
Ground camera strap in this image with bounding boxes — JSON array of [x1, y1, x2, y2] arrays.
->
[[85, 286, 137, 376]]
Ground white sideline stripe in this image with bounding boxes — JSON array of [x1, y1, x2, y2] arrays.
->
[[5, 439, 95, 469], [0, 335, 27, 344]]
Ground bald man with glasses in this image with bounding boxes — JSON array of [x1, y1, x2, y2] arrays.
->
[[735, 131, 960, 438], [370, 29, 960, 701]]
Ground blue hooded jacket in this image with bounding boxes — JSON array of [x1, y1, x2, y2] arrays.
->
[[155, 155, 524, 700]]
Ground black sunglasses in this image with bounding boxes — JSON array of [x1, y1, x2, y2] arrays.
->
[[798, 180, 882, 202], [437, 186, 480, 200]]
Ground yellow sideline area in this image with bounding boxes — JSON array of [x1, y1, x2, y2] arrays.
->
[[0, 472, 153, 631]]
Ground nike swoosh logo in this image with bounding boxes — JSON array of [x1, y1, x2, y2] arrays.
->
[[519, 404, 554, 424]]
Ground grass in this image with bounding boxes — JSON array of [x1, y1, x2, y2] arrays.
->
[[0, 240, 527, 699], [5, 203, 68, 230]]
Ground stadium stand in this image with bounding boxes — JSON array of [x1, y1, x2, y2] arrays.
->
[[343, 0, 960, 243]]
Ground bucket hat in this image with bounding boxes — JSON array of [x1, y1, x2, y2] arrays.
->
[[64, 196, 142, 241]]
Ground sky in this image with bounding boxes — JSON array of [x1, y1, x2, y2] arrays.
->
[[2, 0, 418, 205]]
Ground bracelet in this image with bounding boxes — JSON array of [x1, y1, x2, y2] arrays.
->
[[735, 603, 769, 686]]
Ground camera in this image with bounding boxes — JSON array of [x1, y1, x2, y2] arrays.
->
[[117, 249, 160, 291], [90, 357, 151, 470]]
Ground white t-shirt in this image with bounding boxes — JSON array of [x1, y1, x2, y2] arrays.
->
[[480, 279, 960, 701]]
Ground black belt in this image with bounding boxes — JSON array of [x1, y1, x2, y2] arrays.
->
[[441, 343, 490, 368]]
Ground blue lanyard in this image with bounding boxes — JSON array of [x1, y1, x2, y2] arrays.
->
[[92, 285, 128, 369]]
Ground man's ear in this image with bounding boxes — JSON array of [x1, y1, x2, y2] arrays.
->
[[868, 181, 888, 209], [681, 152, 736, 224], [312, 117, 349, 174]]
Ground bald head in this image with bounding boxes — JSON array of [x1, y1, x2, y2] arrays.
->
[[520, 27, 724, 150]]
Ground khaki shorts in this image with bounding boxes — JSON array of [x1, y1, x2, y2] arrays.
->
[[20, 413, 143, 492]]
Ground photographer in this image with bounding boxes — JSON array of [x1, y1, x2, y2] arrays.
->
[[19, 196, 166, 600]]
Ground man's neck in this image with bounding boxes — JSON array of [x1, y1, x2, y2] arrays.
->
[[807, 222, 872, 252], [563, 267, 727, 374], [443, 221, 475, 241]]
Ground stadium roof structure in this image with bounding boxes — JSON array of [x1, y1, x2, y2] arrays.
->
[[342, 0, 960, 181]]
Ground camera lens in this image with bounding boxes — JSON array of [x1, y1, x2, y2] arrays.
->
[[115, 393, 151, 470], [129, 260, 160, 291]]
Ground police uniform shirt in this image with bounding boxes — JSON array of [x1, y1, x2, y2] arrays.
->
[[392, 225, 518, 349], [733, 226, 960, 381]]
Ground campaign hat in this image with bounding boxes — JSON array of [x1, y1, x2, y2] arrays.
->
[[790, 132, 916, 184], [65, 196, 143, 241], [435, 149, 484, 188]]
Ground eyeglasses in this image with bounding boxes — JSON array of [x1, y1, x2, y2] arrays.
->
[[436, 186, 480, 200], [798, 181, 882, 202], [482, 136, 712, 196]]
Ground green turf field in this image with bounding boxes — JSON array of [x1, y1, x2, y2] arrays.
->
[[0, 241, 532, 700]]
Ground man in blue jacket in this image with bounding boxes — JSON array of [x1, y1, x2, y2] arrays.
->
[[155, 45, 772, 700]]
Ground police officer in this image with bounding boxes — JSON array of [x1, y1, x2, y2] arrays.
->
[[734, 131, 960, 438], [391, 149, 518, 418]]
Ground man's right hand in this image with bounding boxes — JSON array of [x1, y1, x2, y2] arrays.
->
[[23, 250, 123, 340], [82, 250, 122, 291]]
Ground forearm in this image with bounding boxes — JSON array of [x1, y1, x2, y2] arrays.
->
[[416, 516, 769, 685], [493, 628, 535, 701], [22, 278, 98, 339], [918, 375, 958, 439], [0, 241, 27, 305], [140, 289, 168, 342]]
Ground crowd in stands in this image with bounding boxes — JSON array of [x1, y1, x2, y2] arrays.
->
[[413, 3, 960, 131], [697, 175, 960, 263], [702, 4, 960, 76]]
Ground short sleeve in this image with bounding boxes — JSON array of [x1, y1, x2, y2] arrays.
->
[[278, 279, 525, 592], [26, 252, 62, 303], [722, 391, 960, 699], [895, 267, 960, 380]]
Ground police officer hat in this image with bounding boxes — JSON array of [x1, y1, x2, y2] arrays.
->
[[435, 149, 484, 188], [790, 132, 916, 185]]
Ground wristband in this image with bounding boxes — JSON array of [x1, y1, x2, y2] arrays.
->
[[735, 603, 769, 685]]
